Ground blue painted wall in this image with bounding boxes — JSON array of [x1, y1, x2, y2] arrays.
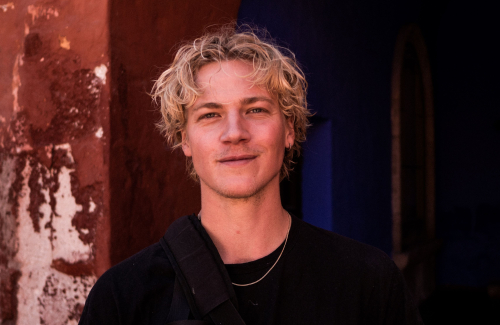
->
[[238, 0, 500, 288], [238, 0, 421, 254], [302, 119, 333, 231]]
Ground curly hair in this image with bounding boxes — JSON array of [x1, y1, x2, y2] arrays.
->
[[151, 25, 311, 180]]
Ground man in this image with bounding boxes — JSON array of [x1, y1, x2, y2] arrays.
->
[[79, 26, 423, 324]]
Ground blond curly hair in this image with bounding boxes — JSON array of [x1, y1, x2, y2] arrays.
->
[[151, 25, 310, 180]]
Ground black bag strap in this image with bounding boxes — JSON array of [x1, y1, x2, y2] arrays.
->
[[165, 277, 191, 322], [160, 215, 246, 325]]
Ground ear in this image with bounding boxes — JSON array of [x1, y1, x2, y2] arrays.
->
[[285, 117, 295, 147], [181, 130, 192, 157]]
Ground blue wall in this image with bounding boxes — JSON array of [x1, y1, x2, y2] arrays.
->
[[238, 0, 500, 288], [302, 119, 333, 231], [238, 0, 421, 254]]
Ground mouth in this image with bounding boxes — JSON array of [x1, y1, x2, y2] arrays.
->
[[218, 155, 257, 166]]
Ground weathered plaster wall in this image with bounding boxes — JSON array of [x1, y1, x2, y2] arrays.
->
[[108, 0, 241, 264], [1, 0, 241, 322], [0, 0, 110, 323]]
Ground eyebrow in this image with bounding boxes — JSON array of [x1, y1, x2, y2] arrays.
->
[[192, 96, 274, 112], [192, 102, 223, 112], [240, 96, 275, 106]]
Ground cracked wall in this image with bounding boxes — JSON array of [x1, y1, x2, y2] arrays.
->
[[0, 0, 110, 323]]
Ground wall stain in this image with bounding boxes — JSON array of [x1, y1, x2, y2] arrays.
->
[[24, 33, 43, 58], [1, 1, 109, 322]]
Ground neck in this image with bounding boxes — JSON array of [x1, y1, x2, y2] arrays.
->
[[198, 177, 290, 264]]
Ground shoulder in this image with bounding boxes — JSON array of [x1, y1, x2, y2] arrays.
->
[[80, 242, 175, 324], [291, 217, 397, 279], [286, 218, 423, 324], [102, 242, 174, 283]]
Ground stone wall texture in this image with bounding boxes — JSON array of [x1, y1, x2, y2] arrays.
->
[[0, 0, 240, 323]]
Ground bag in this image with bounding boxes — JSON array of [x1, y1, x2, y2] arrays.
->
[[160, 215, 246, 325]]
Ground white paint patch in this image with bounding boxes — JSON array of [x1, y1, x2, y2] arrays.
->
[[93, 64, 107, 84], [88, 197, 96, 213], [38, 272, 94, 325], [45, 144, 53, 160], [12, 54, 22, 113], [15, 143, 33, 153], [95, 127, 103, 138], [15, 159, 51, 324], [27, 5, 59, 23], [0, 2, 14, 12], [15, 159, 96, 324], [52, 166, 91, 263], [55, 143, 74, 163]]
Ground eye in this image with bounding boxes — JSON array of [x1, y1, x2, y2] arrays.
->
[[249, 108, 265, 114], [201, 112, 218, 119]]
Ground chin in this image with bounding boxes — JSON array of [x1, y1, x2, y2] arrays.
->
[[202, 174, 278, 200], [217, 187, 262, 200]]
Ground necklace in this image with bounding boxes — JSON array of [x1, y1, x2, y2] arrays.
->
[[231, 212, 291, 287]]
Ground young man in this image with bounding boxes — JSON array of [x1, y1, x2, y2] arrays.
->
[[79, 27, 423, 324]]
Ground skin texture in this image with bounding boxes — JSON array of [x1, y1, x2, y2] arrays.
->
[[181, 60, 294, 264]]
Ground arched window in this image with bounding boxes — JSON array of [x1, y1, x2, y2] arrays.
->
[[391, 24, 438, 304]]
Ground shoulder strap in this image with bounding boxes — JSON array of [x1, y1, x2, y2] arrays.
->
[[160, 215, 246, 325]]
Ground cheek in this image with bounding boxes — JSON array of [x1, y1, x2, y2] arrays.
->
[[187, 132, 212, 162], [255, 123, 286, 153]]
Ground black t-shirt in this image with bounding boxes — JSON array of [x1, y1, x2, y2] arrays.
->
[[225, 237, 286, 325], [79, 216, 423, 325]]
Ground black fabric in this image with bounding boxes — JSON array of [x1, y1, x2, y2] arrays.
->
[[161, 215, 245, 324], [207, 299, 247, 325], [165, 277, 191, 323], [79, 215, 424, 325]]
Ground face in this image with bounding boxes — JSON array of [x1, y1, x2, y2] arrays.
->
[[182, 60, 294, 199]]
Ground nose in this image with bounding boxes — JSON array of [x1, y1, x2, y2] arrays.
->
[[220, 111, 250, 144]]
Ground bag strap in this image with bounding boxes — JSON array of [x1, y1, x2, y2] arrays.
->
[[160, 215, 246, 325], [165, 278, 208, 324], [165, 277, 191, 322]]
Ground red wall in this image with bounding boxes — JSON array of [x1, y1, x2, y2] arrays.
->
[[108, 0, 241, 265]]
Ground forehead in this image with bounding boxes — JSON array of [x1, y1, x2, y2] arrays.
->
[[193, 60, 272, 102], [195, 60, 254, 84]]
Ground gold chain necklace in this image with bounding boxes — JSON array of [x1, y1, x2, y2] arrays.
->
[[232, 212, 291, 287]]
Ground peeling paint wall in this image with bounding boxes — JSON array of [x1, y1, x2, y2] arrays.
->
[[0, 0, 110, 323], [1, 0, 240, 322]]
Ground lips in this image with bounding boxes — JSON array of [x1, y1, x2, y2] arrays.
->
[[218, 154, 257, 165]]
